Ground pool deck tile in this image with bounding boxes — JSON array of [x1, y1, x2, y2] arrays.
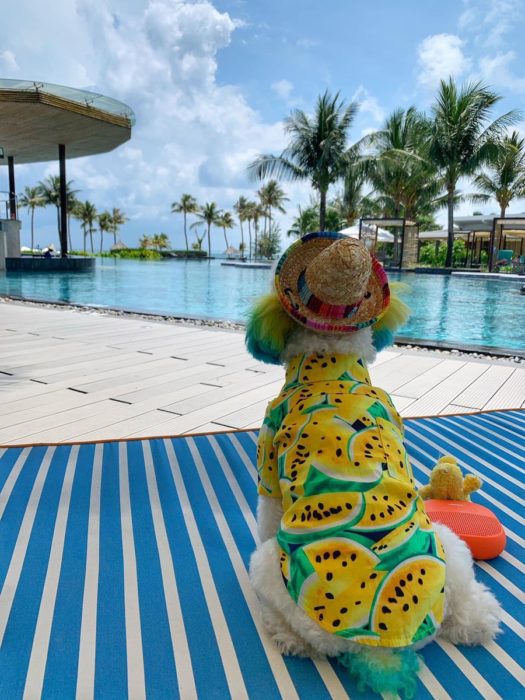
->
[[0, 300, 523, 445]]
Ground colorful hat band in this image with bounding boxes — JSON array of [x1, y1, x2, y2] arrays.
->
[[297, 269, 364, 320]]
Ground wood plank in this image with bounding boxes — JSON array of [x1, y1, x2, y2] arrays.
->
[[453, 365, 516, 409], [483, 367, 525, 410], [394, 359, 466, 399], [369, 354, 442, 392]]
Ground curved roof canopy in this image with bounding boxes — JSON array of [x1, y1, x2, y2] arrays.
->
[[0, 79, 134, 164]]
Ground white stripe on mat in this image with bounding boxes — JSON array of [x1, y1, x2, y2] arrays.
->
[[437, 639, 503, 700], [119, 442, 147, 700], [0, 446, 56, 645], [475, 412, 525, 439], [186, 438, 305, 700], [501, 610, 525, 638], [452, 415, 525, 463], [142, 441, 197, 700], [484, 640, 525, 687], [76, 444, 103, 700], [417, 666, 452, 700], [23, 446, 79, 700], [208, 435, 350, 699], [423, 418, 524, 488], [476, 561, 525, 604], [0, 447, 31, 519], [406, 424, 523, 508], [163, 439, 249, 700], [499, 550, 525, 574]]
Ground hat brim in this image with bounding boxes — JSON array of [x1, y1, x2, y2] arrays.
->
[[275, 232, 390, 333]]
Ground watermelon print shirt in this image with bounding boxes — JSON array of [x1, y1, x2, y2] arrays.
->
[[257, 352, 446, 648]]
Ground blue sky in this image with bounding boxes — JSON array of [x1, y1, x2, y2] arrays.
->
[[1, 0, 525, 252]]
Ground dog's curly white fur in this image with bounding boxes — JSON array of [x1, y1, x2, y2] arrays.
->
[[249, 327, 502, 691]]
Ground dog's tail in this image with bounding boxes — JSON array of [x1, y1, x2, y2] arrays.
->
[[337, 646, 421, 699]]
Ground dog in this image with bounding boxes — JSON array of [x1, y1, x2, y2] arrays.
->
[[246, 233, 502, 698]]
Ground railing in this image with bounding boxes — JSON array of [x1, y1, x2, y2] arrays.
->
[[0, 191, 18, 219]]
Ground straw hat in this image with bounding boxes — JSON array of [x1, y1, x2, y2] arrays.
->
[[275, 232, 390, 334]]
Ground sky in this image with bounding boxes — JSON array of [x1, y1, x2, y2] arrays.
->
[[1, 0, 525, 253]]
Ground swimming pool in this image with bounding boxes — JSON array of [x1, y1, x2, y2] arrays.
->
[[0, 258, 524, 353]]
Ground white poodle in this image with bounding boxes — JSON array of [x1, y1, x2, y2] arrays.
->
[[245, 234, 502, 698]]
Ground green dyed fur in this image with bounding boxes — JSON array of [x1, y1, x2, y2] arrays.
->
[[245, 292, 296, 364], [372, 284, 411, 351], [338, 647, 421, 699]]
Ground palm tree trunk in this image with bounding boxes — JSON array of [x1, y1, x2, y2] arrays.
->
[[89, 227, 94, 253], [83, 225, 86, 253], [56, 206, 61, 249], [248, 220, 252, 260], [68, 215, 72, 251], [100, 230, 103, 254], [319, 190, 327, 231], [207, 223, 211, 257], [445, 185, 454, 268], [31, 208, 35, 255], [239, 220, 244, 257], [254, 220, 258, 259], [223, 228, 229, 249], [183, 212, 189, 253]]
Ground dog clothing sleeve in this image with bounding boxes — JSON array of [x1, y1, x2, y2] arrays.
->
[[256, 402, 281, 498]]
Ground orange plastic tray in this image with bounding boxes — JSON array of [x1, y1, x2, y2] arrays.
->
[[424, 499, 506, 560]]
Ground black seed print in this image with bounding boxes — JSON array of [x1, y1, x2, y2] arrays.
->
[[336, 449, 342, 457], [342, 561, 348, 567], [305, 505, 311, 511], [381, 606, 391, 614], [318, 502, 324, 510], [371, 514, 376, 521], [319, 614, 324, 621], [372, 495, 378, 501], [316, 555, 322, 563], [333, 550, 341, 559], [412, 595, 419, 604], [326, 573, 333, 581], [403, 603, 409, 612], [360, 582, 366, 589], [340, 607, 348, 613], [395, 586, 404, 597], [332, 619, 340, 627], [388, 597, 397, 603], [421, 569, 426, 575], [407, 573, 413, 582], [325, 592, 334, 600], [383, 495, 389, 501], [322, 362, 328, 368], [370, 573, 378, 579], [418, 578, 423, 585], [378, 623, 388, 631], [314, 605, 325, 611], [400, 580, 406, 587], [380, 512, 385, 518], [351, 553, 357, 561], [355, 600, 361, 605], [323, 552, 330, 560]]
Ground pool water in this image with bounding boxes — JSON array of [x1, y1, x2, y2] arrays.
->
[[0, 258, 524, 352]]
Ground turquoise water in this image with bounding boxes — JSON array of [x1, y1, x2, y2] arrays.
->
[[0, 258, 524, 352]]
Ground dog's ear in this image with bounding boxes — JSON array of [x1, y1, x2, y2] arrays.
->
[[371, 283, 411, 351], [245, 292, 296, 365]]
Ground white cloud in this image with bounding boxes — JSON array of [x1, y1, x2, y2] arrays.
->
[[479, 51, 525, 93], [3, 0, 291, 249], [459, 0, 522, 48], [417, 34, 471, 90], [271, 79, 294, 100], [0, 50, 20, 74], [296, 38, 319, 49], [352, 86, 385, 124]]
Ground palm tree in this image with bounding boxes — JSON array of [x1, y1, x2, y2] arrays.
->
[[152, 233, 170, 251], [427, 78, 520, 267], [18, 186, 45, 253], [287, 204, 319, 238], [139, 234, 153, 249], [72, 201, 98, 253], [217, 211, 235, 250], [193, 202, 221, 257], [249, 90, 358, 230], [98, 211, 112, 253], [37, 175, 79, 252], [109, 207, 128, 246], [234, 195, 249, 258], [247, 201, 266, 260], [258, 179, 289, 235], [473, 131, 525, 218], [171, 194, 199, 253]]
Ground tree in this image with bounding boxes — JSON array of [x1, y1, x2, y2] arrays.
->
[[216, 211, 235, 250], [151, 233, 170, 251], [427, 78, 519, 266], [287, 205, 319, 238], [18, 186, 45, 253], [247, 201, 266, 259], [72, 201, 98, 253], [249, 90, 358, 231], [171, 194, 199, 253], [473, 131, 525, 218], [139, 234, 153, 249], [256, 224, 282, 259], [257, 179, 289, 235], [98, 211, 112, 253], [192, 202, 221, 256], [109, 207, 128, 246], [234, 195, 249, 258], [337, 163, 366, 226], [37, 175, 79, 251]]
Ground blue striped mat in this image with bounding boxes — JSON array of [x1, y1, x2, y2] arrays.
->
[[0, 409, 524, 700]]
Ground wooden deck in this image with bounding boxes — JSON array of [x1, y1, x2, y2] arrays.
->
[[1, 300, 523, 445]]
